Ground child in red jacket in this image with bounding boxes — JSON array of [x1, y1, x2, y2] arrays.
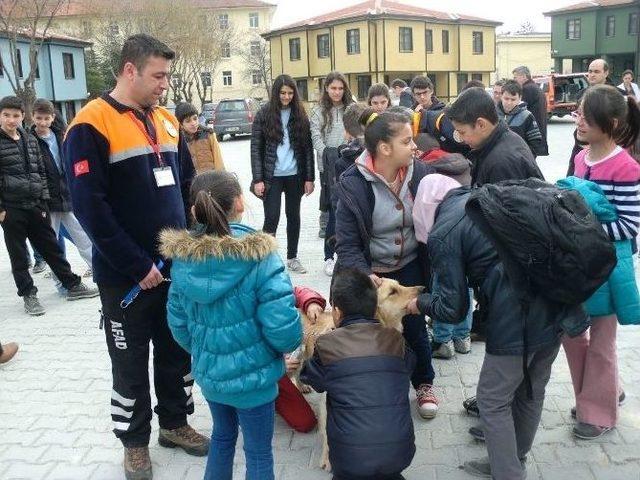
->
[[277, 286, 327, 433]]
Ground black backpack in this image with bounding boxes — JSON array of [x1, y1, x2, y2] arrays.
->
[[465, 178, 616, 305]]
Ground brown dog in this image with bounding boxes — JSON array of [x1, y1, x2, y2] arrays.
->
[[290, 278, 423, 471]]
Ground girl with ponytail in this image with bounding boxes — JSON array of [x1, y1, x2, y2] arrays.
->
[[334, 106, 441, 419], [562, 84, 640, 440], [159, 170, 302, 480]]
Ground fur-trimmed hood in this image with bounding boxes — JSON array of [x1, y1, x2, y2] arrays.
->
[[159, 223, 280, 304], [159, 224, 277, 261]]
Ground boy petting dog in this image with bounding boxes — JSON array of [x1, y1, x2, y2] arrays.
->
[[301, 269, 416, 480]]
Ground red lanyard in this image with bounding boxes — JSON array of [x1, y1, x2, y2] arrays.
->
[[127, 112, 164, 167]]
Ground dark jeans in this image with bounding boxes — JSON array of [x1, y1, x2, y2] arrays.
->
[[379, 259, 435, 388], [1, 207, 80, 297], [34, 223, 70, 263], [262, 175, 303, 259], [324, 206, 336, 261], [99, 282, 194, 447], [205, 400, 275, 480]]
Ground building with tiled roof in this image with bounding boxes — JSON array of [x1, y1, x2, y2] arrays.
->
[[263, 0, 501, 102], [544, 0, 640, 79]]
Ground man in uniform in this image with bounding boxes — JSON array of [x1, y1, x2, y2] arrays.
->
[[64, 34, 207, 480]]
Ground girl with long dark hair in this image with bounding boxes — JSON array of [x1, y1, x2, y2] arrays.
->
[[250, 74, 315, 273], [311, 71, 354, 276], [334, 106, 439, 420]]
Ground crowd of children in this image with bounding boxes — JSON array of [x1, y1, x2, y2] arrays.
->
[[2, 32, 640, 480]]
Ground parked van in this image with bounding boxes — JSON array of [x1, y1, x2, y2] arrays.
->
[[534, 73, 588, 119]]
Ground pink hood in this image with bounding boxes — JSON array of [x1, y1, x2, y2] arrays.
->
[[413, 174, 461, 243]]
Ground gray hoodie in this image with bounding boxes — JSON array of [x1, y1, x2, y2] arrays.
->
[[355, 151, 418, 273]]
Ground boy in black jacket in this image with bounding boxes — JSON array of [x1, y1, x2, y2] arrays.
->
[[445, 87, 544, 186], [0, 96, 97, 315], [301, 269, 415, 480]]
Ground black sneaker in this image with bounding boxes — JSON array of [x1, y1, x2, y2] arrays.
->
[[32, 260, 47, 274], [463, 396, 480, 416], [571, 391, 626, 419], [66, 282, 99, 301], [469, 425, 485, 442], [24, 295, 46, 316]]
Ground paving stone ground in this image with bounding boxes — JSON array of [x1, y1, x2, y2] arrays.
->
[[1, 118, 640, 479]]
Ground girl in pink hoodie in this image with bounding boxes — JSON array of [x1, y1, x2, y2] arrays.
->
[[413, 174, 474, 358]]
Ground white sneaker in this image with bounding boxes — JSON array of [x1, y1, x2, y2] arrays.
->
[[287, 258, 307, 274], [323, 258, 335, 276], [454, 336, 472, 354]]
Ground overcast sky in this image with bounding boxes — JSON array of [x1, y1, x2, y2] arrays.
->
[[271, 0, 580, 33]]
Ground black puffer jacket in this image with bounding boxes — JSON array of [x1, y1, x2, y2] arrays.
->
[[249, 105, 314, 193], [30, 124, 71, 212], [417, 187, 589, 355], [0, 127, 49, 211], [300, 315, 416, 478], [469, 121, 544, 186]]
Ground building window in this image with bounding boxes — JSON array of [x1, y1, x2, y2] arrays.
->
[[16, 49, 23, 77], [472, 31, 483, 54], [317, 33, 330, 58], [251, 70, 261, 86], [629, 13, 639, 35], [296, 79, 308, 101], [250, 41, 261, 57], [62, 53, 75, 79], [218, 13, 229, 30], [221, 42, 231, 58], [64, 101, 77, 123], [425, 29, 433, 53], [357, 75, 372, 100], [472, 73, 483, 82], [289, 38, 301, 61], [442, 30, 450, 54], [346, 29, 360, 55], [399, 27, 413, 52], [222, 70, 232, 86], [606, 15, 615, 37], [566, 18, 581, 40], [457, 73, 469, 94], [0, 53, 3, 76], [249, 12, 259, 28]]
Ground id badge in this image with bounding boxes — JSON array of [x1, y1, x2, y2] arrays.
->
[[153, 166, 175, 187]]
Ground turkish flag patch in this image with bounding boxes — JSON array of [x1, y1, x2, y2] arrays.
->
[[74, 160, 90, 177]]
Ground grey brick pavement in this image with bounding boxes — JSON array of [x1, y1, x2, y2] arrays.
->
[[1, 118, 640, 479]]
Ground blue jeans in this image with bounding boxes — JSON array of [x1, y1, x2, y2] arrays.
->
[[433, 288, 473, 343], [205, 400, 275, 480]]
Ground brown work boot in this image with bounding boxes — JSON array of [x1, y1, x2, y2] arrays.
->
[[123, 446, 152, 480], [0, 342, 19, 364], [158, 424, 210, 456]]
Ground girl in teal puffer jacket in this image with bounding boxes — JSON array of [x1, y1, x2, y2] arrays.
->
[[159, 171, 302, 480]]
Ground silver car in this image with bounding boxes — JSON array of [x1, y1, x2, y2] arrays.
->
[[212, 98, 260, 141]]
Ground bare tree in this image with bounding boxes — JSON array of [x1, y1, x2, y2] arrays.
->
[[240, 36, 271, 97], [87, 0, 238, 107], [517, 21, 535, 34], [0, 0, 70, 122]]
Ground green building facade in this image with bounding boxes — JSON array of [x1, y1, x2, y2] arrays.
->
[[545, 0, 640, 81]]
